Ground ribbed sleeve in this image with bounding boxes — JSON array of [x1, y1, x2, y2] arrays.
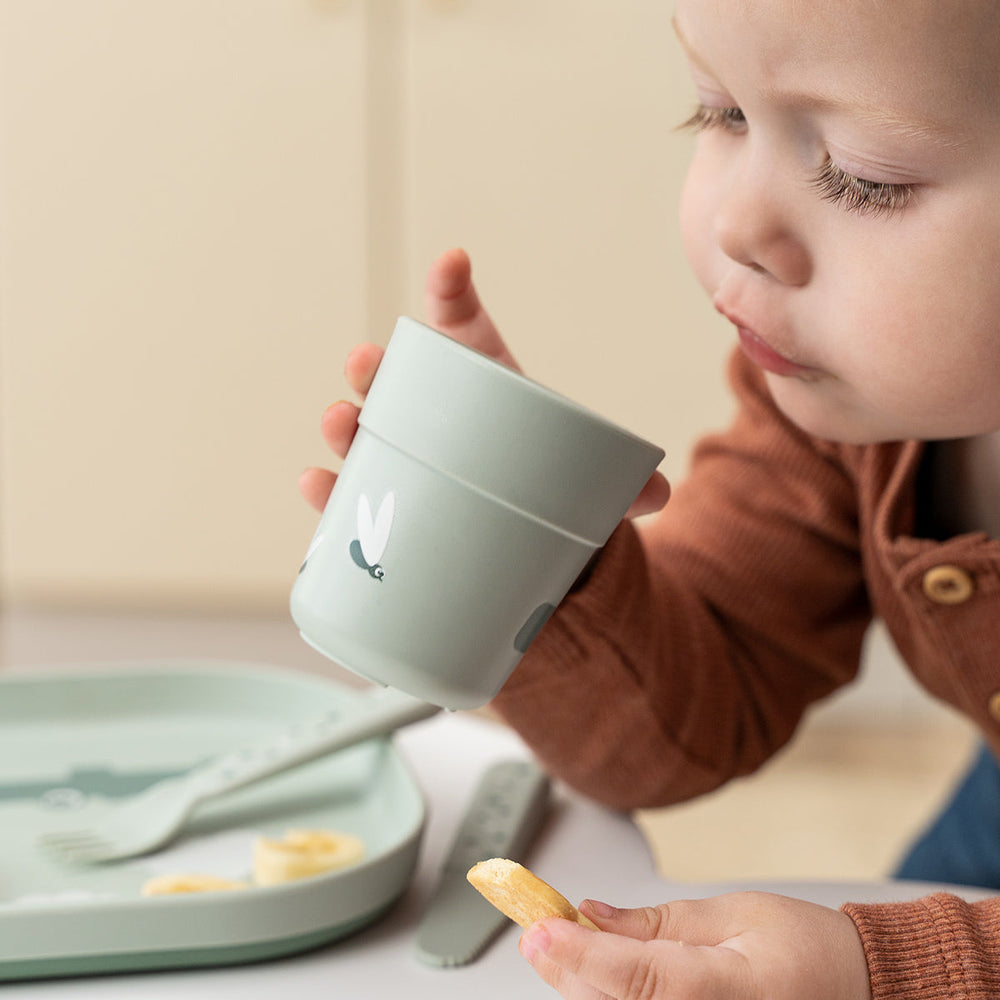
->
[[491, 350, 871, 809], [842, 893, 1000, 999]]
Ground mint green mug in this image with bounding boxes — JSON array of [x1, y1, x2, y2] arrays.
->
[[291, 317, 663, 709]]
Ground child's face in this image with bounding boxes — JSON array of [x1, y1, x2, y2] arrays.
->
[[676, 0, 1000, 444]]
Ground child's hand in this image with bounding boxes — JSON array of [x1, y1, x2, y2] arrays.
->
[[519, 891, 872, 1000], [299, 247, 510, 513], [299, 247, 669, 518]]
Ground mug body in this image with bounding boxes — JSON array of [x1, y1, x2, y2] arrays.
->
[[291, 430, 594, 708], [291, 317, 664, 708]]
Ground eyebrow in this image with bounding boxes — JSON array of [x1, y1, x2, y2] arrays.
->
[[670, 15, 968, 150]]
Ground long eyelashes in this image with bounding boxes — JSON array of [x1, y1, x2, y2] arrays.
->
[[680, 103, 915, 218], [678, 104, 746, 133], [811, 158, 913, 218]]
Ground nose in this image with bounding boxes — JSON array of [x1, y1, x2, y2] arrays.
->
[[714, 159, 811, 287]]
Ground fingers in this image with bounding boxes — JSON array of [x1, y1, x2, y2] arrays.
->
[[320, 400, 359, 457], [298, 467, 336, 513], [344, 342, 384, 396], [519, 922, 615, 1000], [424, 247, 521, 370], [578, 900, 717, 945], [298, 399, 362, 512], [300, 391, 366, 514], [624, 472, 671, 519], [579, 895, 756, 947], [424, 247, 481, 328], [521, 918, 748, 1000], [579, 900, 675, 941]]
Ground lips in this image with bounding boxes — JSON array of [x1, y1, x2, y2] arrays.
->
[[735, 326, 817, 378], [715, 302, 818, 379]]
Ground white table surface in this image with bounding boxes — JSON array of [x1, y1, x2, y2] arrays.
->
[[2, 608, 994, 997]]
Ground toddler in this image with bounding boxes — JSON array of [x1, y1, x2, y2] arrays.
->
[[300, 0, 1000, 996]]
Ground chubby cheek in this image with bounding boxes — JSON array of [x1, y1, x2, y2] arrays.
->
[[831, 183, 1000, 432], [832, 258, 1000, 439]]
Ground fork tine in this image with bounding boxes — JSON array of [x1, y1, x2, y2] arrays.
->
[[51, 845, 113, 859], [38, 834, 116, 860], [45, 844, 117, 864], [38, 833, 105, 850], [37, 830, 94, 843]]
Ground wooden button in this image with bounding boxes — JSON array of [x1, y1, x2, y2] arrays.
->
[[922, 565, 974, 605], [989, 691, 1000, 724]]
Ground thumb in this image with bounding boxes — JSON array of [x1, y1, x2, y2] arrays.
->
[[579, 900, 677, 941], [626, 470, 671, 518], [579, 898, 730, 946]]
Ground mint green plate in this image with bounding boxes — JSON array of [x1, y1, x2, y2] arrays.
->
[[0, 661, 426, 980]]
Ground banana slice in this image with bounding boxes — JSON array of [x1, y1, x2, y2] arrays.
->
[[141, 873, 250, 896], [467, 858, 598, 929], [253, 828, 366, 886]]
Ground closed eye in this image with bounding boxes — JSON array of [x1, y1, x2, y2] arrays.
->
[[812, 158, 914, 218], [678, 103, 747, 134], [680, 103, 915, 219]]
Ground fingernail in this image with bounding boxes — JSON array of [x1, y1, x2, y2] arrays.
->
[[581, 899, 617, 920], [519, 924, 551, 963]]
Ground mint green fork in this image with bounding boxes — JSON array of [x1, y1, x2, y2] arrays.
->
[[37, 687, 439, 865]]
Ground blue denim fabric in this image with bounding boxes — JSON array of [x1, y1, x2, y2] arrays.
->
[[895, 743, 1000, 889]]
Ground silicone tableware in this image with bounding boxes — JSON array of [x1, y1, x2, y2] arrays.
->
[[1, 661, 428, 979], [37, 686, 438, 864]]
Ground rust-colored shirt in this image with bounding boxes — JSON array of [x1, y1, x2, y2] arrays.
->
[[493, 350, 1000, 998]]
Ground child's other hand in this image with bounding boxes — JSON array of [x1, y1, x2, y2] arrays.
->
[[519, 891, 872, 1000], [299, 247, 669, 518]]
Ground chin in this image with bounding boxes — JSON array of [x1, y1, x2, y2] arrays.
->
[[764, 374, 896, 446]]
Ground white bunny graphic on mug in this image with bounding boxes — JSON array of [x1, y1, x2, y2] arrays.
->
[[350, 492, 395, 580]]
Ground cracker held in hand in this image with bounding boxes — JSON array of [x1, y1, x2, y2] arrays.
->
[[467, 858, 598, 929]]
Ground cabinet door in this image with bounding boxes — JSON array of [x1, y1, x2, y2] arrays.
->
[[0, 1, 368, 608], [405, 1, 733, 476]]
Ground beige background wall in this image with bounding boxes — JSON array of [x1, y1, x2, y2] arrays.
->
[[0, 1, 733, 612]]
